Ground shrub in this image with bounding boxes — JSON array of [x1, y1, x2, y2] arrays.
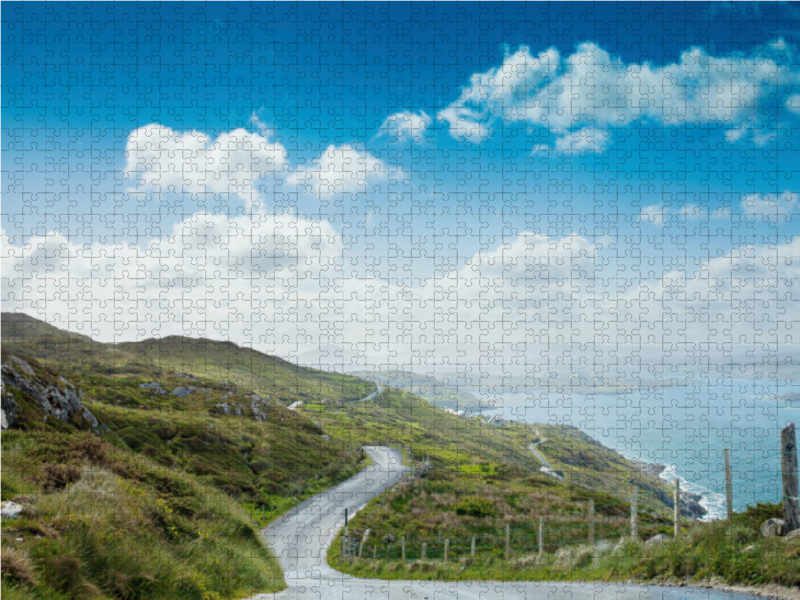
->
[[454, 496, 496, 518]]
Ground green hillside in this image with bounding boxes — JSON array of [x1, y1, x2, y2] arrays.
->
[[2, 313, 704, 599], [1, 312, 374, 406]]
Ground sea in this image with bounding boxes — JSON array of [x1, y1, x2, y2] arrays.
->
[[478, 379, 800, 520]]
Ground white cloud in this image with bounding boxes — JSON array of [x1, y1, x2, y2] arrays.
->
[[1, 212, 341, 341], [4, 222, 799, 376], [124, 124, 289, 208], [439, 41, 795, 144], [288, 144, 395, 197], [380, 111, 431, 144], [639, 204, 666, 225], [553, 128, 609, 153], [742, 191, 800, 221], [640, 203, 730, 224]]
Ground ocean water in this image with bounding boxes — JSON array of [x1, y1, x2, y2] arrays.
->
[[480, 379, 800, 519]]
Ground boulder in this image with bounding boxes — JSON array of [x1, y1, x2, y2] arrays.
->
[[215, 402, 231, 415], [645, 534, 671, 545], [10, 356, 36, 376], [786, 528, 800, 539], [1, 501, 23, 520], [139, 381, 167, 395], [760, 518, 786, 538], [170, 386, 193, 398]]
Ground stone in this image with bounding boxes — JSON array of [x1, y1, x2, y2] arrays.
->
[[139, 381, 167, 395], [2, 361, 99, 429], [1, 501, 23, 520], [10, 356, 35, 376], [760, 518, 786, 538], [171, 386, 192, 398], [785, 528, 800, 539], [645, 534, 670, 545], [216, 402, 231, 415]]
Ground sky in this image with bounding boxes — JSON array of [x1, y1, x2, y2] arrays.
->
[[3, 2, 800, 385]]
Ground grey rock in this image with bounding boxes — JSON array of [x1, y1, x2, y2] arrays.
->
[[10, 356, 35, 376], [221, 392, 232, 401], [2, 383, 18, 430], [785, 527, 800, 539], [322, 434, 330, 441], [2, 362, 99, 428], [1, 501, 23, 520], [171, 386, 193, 398], [760, 518, 786, 538], [645, 534, 671, 545], [139, 381, 168, 395], [216, 402, 231, 415]]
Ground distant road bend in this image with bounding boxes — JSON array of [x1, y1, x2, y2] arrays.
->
[[250, 445, 761, 600]]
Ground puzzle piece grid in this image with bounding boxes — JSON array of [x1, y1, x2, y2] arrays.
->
[[2, 2, 800, 597]]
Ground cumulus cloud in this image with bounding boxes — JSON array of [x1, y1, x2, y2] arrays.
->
[[125, 125, 289, 207], [288, 144, 396, 197], [2, 212, 341, 341], [439, 41, 796, 144], [380, 111, 431, 144], [742, 191, 800, 221], [4, 223, 799, 374]]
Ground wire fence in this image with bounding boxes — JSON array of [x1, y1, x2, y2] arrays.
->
[[342, 425, 800, 562]]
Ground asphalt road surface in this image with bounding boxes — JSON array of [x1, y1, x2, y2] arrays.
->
[[250, 446, 760, 600]]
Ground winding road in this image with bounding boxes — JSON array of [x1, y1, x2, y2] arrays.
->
[[249, 446, 761, 600]]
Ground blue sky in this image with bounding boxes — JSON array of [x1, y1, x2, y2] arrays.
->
[[3, 2, 800, 380]]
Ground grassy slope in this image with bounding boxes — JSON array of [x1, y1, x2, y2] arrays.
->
[[0, 315, 373, 599], [303, 388, 674, 506], [1, 362, 284, 600], [2, 312, 373, 405], [329, 501, 800, 589], [7, 313, 780, 594]]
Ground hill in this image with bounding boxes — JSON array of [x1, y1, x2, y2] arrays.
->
[[2, 312, 686, 599]]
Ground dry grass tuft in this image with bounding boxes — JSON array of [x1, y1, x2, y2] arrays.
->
[[1, 546, 37, 587]]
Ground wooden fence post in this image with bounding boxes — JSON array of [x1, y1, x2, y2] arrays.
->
[[725, 448, 733, 521], [589, 500, 595, 546], [631, 488, 638, 542], [401, 536, 406, 561], [471, 537, 476, 558], [782, 423, 800, 532], [505, 524, 511, 561], [538, 517, 544, 556], [444, 539, 449, 563], [373, 545, 377, 559], [673, 478, 680, 537], [421, 543, 427, 560]]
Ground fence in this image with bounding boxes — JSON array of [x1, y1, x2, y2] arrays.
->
[[341, 424, 800, 562]]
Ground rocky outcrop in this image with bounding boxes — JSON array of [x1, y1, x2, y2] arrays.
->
[[761, 518, 786, 538], [651, 488, 708, 519], [1, 356, 99, 430], [250, 394, 273, 421]]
